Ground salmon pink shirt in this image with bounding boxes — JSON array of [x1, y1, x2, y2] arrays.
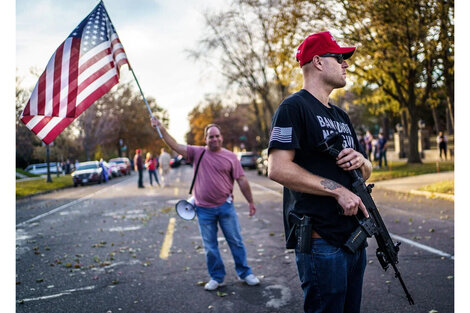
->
[[187, 145, 245, 208]]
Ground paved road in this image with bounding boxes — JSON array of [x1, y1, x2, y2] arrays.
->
[[16, 167, 454, 312]]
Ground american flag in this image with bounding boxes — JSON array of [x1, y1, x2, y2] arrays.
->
[[20, 1, 129, 145]]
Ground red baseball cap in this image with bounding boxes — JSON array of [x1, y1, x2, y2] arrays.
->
[[296, 31, 356, 67], [136, 149, 141, 153]]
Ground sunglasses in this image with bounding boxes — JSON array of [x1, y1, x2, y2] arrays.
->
[[320, 53, 345, 64]]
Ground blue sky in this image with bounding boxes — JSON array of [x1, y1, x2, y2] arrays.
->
[[15, 0, 229, 143]]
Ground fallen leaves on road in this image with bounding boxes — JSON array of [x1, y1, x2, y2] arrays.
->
[[92, 241, 107, 248], [216, 291, 228, 297], [160, 207, 172, 214]]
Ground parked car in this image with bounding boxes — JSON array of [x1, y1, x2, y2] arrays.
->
[[108, 157, 131, 175], [169, 155, 187, 168], [256, 149, 268, 176], [71, 161, 103, 186], [237, 152, 258, 169], [25, 162, 62, 175], [106, 161, 122, 177]]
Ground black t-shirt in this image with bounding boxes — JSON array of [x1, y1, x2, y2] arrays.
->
[[268, 89, 366, 248]]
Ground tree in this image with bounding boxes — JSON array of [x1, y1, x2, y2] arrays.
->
[[190, 0, 326, 146], [76, 82, 169, 160], [16, 75, 42, 168], [327, 0, 453, 163], [186, 96, 261, 152]]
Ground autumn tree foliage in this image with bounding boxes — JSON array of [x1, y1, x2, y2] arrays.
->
[[186, 96, 261, 152], [326, 0, 454, 163], [192, 0, 453, 164], [190, 0, 329, 146], [76, 82, 168, 160]]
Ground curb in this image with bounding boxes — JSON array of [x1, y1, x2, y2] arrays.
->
[[408, 189, 454, 202], [375, 185, 454, 202]]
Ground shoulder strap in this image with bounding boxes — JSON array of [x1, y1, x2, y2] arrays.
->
[[189, 149, 206, 195]]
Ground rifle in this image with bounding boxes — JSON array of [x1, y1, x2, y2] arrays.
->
[[318, 132, 414, 305]]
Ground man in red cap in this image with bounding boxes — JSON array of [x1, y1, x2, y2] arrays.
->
[[268, 31, 372, 313], [134, 149, 144, 188]]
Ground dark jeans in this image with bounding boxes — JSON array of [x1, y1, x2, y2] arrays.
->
[[148, 169, 160, 186], [295, 239, 367, 313], [378, 149, 387, 168], [137, 169, 143, 187], [439, 143, 447, 160]]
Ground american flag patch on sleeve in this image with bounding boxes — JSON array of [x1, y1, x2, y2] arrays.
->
[[270, 126, 293, 143]]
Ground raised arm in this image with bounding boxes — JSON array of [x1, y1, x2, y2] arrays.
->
[[150, 116, 188, 159], [268, 149, 369, 218]]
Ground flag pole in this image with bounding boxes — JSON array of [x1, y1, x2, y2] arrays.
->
[[129, 68, 163, 138], [101, 0, 161, 138]]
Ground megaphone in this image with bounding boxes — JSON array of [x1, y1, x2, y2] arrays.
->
[[175, 197, 196, 220]]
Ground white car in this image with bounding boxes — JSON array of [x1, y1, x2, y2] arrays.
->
[[25, 162, 62, 175]]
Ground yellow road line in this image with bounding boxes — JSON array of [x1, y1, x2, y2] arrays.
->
[[159, 217, 176, 260]]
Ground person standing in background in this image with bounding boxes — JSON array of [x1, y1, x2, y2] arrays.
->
[[145, 152, 160, 187], [99, 158, 109, 182], [158, 148, 171, 187], [437, 131, 448, 160], [364, 130, 373, 161], [134, 149, 144, 188], [377, 132, 388, 169]]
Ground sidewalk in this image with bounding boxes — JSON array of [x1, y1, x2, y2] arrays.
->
[[373, 171, 454, 201]]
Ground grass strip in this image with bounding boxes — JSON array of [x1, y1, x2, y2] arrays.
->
[[16, 175, 73, 198], [418, 179, 454, 195], [368, 160, 454, 182]]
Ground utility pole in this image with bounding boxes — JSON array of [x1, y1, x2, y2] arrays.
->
[[46, 144, 52, 183]]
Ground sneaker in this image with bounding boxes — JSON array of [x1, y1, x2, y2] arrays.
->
[[204, 279, 219, 291], [243, 274, 260, 286]]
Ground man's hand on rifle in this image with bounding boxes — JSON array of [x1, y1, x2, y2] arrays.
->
[[336, 148, 366, 171], [335, 188, 369, 218]]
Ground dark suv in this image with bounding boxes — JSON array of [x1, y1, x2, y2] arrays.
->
[[72, 161, 103, 186], [237, 152, 258, 169]]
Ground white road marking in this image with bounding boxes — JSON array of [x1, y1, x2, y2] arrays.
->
[[390, 233, 454, 259], [250, 182, 282, 197], [251, 181, 454, 260], [18, 285, 96, 303], [16, 178, 132, 228], [108, 225, 143, 232]]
